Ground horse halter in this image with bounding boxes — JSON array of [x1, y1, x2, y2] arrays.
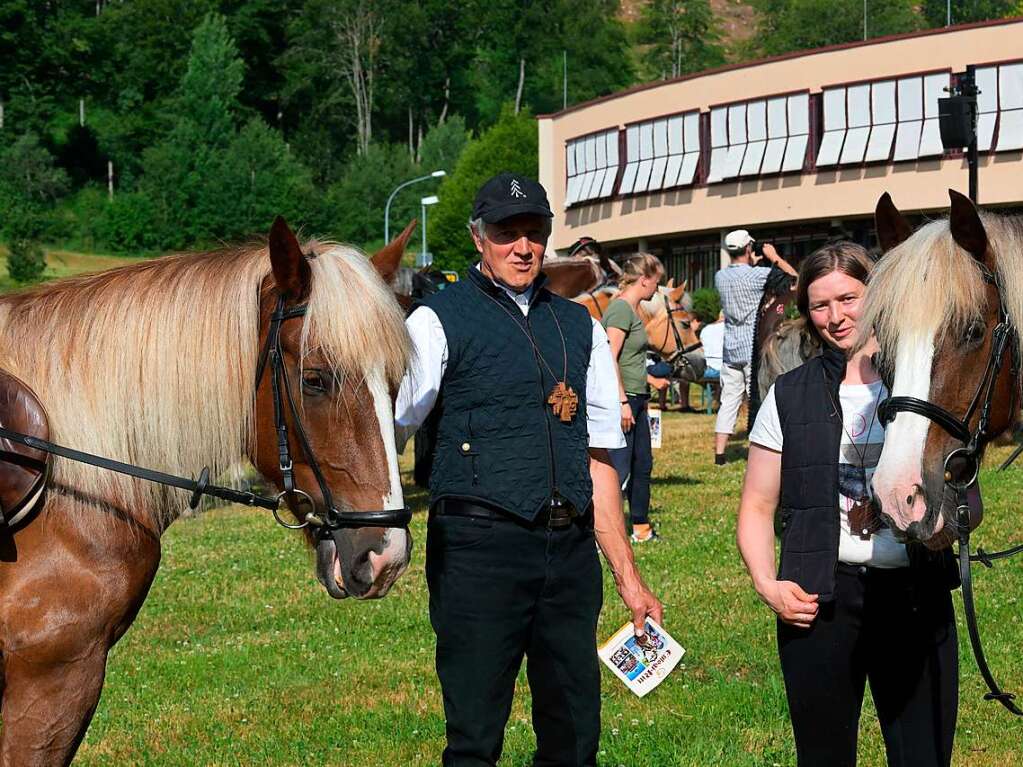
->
[[658, 293, 702, 364], [254, 293, 412, 532], [877, 267, 1020, 490], [876, 265, 1023, 716]]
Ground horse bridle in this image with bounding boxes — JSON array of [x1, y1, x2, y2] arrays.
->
[[877, 266, 1023, 716], [658, 293, 702, 366], [253, 293, 412, 532], [0, 292, 412, 534]]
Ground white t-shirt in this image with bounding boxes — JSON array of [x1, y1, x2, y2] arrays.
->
[[749, 380, 910, 568], [700, 321, 723, 372]]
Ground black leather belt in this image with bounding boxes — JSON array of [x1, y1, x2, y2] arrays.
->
[[434, 498, 581, 530]]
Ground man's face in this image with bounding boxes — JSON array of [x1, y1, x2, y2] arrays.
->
[[472, 214, 549, 292]]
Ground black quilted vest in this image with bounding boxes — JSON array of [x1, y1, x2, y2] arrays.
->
[[775, 346, 958, 601], [416, 267, 593, 521]]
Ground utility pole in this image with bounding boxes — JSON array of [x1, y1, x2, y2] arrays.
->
[[964, 65, 979, 203], [563, 50, 567, 110]]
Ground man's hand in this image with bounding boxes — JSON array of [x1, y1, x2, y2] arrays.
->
[[614, 570, 664, 635], [761, 242, 779, 262], [758, 578, 818, 628], [648, 375, 669, 392]]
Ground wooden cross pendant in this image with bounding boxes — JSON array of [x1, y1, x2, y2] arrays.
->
[[548, 382, 579, 423]]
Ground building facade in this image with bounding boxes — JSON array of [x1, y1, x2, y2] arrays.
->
[[537, 18, 1023, 288]]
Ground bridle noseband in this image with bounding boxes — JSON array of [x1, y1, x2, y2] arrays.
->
[[254, 294, 412, 532], [658, 293, 702, 366], [875, 265, 1023, 716]]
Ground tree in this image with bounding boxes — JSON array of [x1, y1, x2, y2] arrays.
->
[[1, 132, 68, 203], [634, 0, 725, 80], [418, 116, 470, 176], [428, 106, 538, 274], [4, 207, 46, 283], [920, 0, 1019, 26], [751, 0, 922, 58]]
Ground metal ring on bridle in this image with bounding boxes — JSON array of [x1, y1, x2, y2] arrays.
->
[[272, 489, 315, 529], [944, 446, 980, 491]]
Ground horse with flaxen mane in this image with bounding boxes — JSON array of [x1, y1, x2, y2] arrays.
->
[[867, 191, 1023, 547], [0, 218, 413, 765]]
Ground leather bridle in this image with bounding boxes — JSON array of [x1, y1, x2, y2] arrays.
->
[[877, 266, 1023, 716], [657, 293, 702, 366], [0, 291, 412, 534]]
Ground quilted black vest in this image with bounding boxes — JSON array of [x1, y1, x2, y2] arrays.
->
[[775, 346, 957, 601], [416, 267, 593, 521]]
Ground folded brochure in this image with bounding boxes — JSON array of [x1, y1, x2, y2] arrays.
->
[[598, 618, 684, 697]]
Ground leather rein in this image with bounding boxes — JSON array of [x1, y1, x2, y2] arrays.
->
[[877, 266, 1023, 716], [0, 292, 412, 533]]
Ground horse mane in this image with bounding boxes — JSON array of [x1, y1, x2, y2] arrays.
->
[[641, 286, 692, 317], [861, 211, 1023, 368], [0, 241, 409, 532]]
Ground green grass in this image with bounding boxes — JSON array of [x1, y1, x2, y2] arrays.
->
[[0, 246, 147, 292], [70, 413, 1023, 766]]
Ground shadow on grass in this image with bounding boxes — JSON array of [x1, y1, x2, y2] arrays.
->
[[650, 474, 702, 487]]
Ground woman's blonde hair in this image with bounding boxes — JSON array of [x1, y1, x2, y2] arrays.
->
[[619, 252, 664, 287]]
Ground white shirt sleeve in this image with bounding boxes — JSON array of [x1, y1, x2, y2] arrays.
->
[[748, 384, 783, 452], [586, 319, 627, 449], [394, 307, 447, 452]]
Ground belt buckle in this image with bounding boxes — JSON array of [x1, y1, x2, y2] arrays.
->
[[546, 496, 574, 530]]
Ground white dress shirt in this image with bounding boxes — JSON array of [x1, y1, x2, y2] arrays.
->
[[395, 266, 626, 452]]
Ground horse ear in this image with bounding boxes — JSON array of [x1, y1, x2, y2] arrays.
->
[[372, 219, 416, 284], [948, 189, 988, 262], [269, 216, 311, 300], [666, 277, 675, 289], [669, 284, 686, 304], [874, 192, 912, 253]]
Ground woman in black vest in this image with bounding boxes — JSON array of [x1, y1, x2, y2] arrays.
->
[[736, 243, 959, 767]]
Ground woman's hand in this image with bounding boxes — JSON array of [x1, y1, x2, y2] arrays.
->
[[620, 401, 635, 433], [759, 579, 819, 628]]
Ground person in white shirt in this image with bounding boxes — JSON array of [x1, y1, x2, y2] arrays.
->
[[394, 172, 662, 767], [698, 314, 724, 379], [736, 242, 960, 766]]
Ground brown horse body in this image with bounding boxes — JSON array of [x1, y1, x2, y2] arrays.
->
[[0, 220, 412, 765], [542, 256, 611, 299]]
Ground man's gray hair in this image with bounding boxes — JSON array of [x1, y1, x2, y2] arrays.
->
[[468, 216, 487, 240]]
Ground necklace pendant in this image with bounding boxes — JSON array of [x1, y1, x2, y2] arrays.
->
[[548, 382, 579, 423]]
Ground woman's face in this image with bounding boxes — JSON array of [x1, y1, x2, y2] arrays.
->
[[638, 272, 662, 300], [806, 269, 867, 351]]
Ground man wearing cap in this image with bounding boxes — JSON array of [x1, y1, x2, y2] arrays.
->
[[712, 230, 796, 465], [395, 172, 662, 766]]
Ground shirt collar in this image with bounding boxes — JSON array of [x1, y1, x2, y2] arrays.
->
[[473, 262, 533, 307]]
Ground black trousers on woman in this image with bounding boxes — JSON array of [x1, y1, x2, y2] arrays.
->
[[609, 393, 652, 527], [777, 563, 958, 767]]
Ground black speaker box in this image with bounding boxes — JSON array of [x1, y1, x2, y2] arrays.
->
[[938, 96, 975, 149]]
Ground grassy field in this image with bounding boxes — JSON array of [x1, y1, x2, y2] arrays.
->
[[0, 246, 147, 291], [65, 412, 1023, 766]]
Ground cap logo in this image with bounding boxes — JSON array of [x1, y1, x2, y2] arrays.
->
[[509, 179, 527, 199]]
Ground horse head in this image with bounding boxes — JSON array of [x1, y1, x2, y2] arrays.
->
[[252, 217, 412, 598], [868, 191, 1022, 547]]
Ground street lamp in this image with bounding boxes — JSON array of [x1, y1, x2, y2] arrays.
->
[[419, 195, 440, 267], [384, 170, 446, 243]]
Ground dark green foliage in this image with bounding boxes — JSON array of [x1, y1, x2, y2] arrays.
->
[[634, 0, 725, 80], [920, 0, 1019, 26], [751, 0, 922, 57], [1, 133, 68, 203], [690, 287, 721, 325], [419, 117, 470, 177], [5, 207, 46, 283], [428, 106, 538, 274]]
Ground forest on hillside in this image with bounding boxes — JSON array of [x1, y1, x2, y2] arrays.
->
[[1, 0, 1018, 276]]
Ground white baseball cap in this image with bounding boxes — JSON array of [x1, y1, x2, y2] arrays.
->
[[724, 229, 754, 251]]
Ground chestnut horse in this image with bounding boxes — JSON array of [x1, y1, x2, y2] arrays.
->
[[0, 218, 413, 765], [866, 191, 1023, 546]]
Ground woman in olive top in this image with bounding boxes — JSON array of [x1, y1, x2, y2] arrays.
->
[[603, 254, 670, 542]]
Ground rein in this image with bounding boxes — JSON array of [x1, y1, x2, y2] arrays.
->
[[0, 292, 412, 533], [877, 267, 1023, 716], [658, 293, 702, 369]]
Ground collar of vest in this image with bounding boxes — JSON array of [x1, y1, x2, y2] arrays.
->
[[467, 263, 549, 304], [820, 344, 846, 387]]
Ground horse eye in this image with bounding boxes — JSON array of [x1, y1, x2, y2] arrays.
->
[[964, 322, 986, 345], [301, 369, 330, 395]]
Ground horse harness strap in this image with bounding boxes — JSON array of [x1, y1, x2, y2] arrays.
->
[[877, 267, 1023, 716], [0, 292, 412, 533]]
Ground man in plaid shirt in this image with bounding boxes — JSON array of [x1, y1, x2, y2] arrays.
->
[[713, 230, 796, 465]]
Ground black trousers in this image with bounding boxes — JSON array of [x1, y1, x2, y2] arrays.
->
[[609, 394, 652, 526], [426, 510, 603, 767], [778, 564, 958, 767]]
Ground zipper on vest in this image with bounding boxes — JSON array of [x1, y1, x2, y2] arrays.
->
[[524, 310, 558, 502]]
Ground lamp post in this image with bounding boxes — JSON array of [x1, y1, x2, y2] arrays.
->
[[419, 195, 439, 267], [384, 170, 445, 243], [938, 65, 979, 202]]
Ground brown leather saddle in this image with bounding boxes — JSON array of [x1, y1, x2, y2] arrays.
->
[[0, 369, 49, 527]]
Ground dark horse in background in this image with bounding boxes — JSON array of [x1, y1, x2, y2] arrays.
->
[[0, 219, 414, 765]]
